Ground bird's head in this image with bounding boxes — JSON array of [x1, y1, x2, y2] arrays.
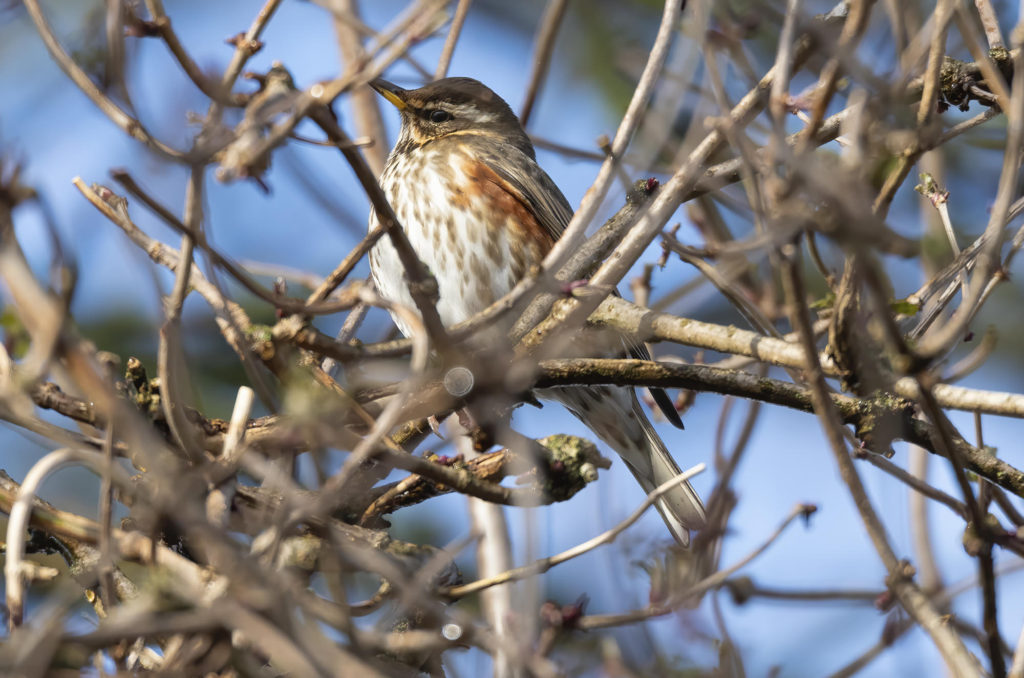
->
[[369, 77, 534, 157]]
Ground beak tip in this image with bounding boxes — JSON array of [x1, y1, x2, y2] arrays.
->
[[368, 78, 407, 110]]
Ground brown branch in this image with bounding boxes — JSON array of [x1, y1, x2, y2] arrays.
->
[[434, 0, 473, 80], [111, 170, 363, 316], [591, 296, 1024, 418], [359, 434, 610, 524], [333, 0, 389, 175], [531, 357, 1024, 497], [779, 249, 979, 674], [519, 0, 570, 126], [23, 0, 186, 160], [139, 2, 236, 105]]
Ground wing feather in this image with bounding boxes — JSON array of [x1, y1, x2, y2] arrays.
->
[[474, 140, 572, 243]]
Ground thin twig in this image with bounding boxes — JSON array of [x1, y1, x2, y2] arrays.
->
[[23, 0, 186, 159], [98, 423, 116, 616], [142, 0, 234, 104], [112, 170, 363, 316], [6, 449, 81, 628], [333, 0, 389, 175], [156, 168, 204, 462], [434, 0, 473, 80], [519, 0, 570, 126]]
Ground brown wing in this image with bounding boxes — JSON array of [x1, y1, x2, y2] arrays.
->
[[475, 139, 684, 429], [458, 153, 556, 260], [473, 140, 573, 243]]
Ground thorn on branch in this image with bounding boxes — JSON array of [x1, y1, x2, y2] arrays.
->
[[226, 32, 264, 56], [797, 503, 818, 525], [273, 277, 287, 319], [123, 11, 162, 38], [540, 594, 589, 630], [724, 576, 754, 605]]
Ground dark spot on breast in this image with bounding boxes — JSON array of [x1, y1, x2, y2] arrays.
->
[[474, 276, 495, 306], [485, 232, 502, 263], [450, 185, 469, 209], [470, 252, 489, 284]]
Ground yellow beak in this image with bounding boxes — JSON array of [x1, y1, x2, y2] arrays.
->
[[369, 78, 408, 111]]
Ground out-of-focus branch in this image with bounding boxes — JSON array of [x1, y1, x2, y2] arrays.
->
[[779, 248, 979, 675], [23, 0, 186, 160], [140, 0, 235, 105], [434, 0, 473, 80], [333, 0, 389, 175], [519, 0, 569, 126]]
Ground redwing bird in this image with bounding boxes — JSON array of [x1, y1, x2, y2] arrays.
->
[[367, 77, 706, 545]]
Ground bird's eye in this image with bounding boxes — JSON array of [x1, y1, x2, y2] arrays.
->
[[428, 109, 453, 123]]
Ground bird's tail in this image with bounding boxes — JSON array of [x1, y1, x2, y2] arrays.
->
[[546, 385, 706, 547], [629, 407, 707, 547]]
